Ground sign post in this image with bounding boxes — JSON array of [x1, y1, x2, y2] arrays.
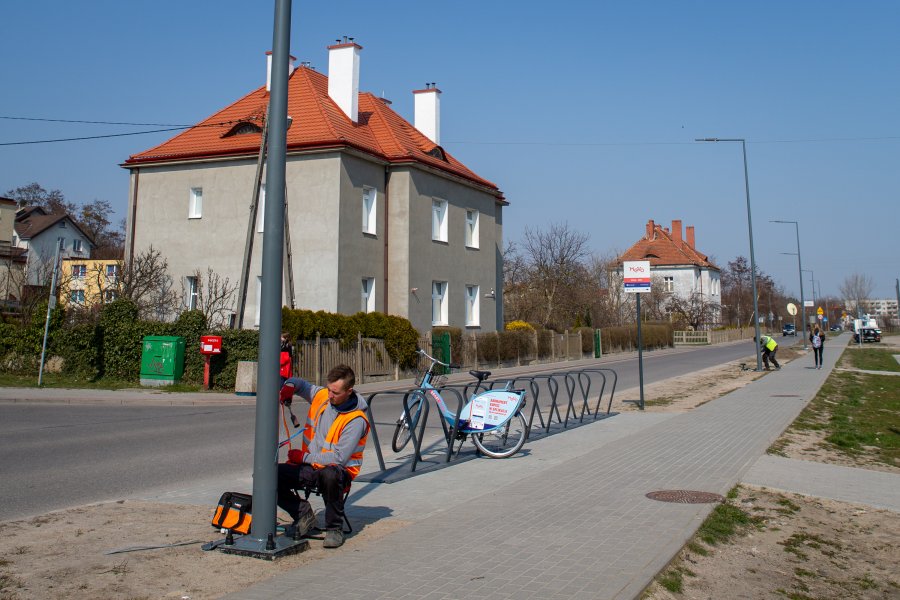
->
[[623, 261, 651, 410]]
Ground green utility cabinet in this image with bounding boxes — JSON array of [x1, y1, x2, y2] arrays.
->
[[140, 336, 185, 387]]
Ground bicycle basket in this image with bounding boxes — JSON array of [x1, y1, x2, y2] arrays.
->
[[431, 375, 447, 388]]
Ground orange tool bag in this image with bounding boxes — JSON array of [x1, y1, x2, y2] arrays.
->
[[211, 491, 252, 535]]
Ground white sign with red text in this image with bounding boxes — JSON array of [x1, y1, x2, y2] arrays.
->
[[623, 261, 652, 293]]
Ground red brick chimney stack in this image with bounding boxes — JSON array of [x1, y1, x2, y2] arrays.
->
[[686, 225, 695, 249], [646, 219, 655, 239], [672, 219, 682, 244]]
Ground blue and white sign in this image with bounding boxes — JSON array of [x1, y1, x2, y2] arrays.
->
[[623, 261, 652, 293]]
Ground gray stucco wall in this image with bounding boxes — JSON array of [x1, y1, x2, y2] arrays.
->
[[125, 149, 503, 334]]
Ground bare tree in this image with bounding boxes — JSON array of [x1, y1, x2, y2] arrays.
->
[[115, 246, 180, 320], [5, 182, 73, 213], [520, 223, 590, 330], [501, 240, 535, 324], [839, 273, 875, 316], [668, 291, 717, 330], [181, 267, 238, 328]]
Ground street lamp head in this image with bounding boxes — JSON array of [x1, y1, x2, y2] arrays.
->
[[695, 138, 719, 142]]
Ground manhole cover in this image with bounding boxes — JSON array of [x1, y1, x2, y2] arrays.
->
[[646, 490, 724, 504]]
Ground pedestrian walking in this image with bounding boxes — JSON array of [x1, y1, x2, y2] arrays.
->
[[809, 326, 824, 369]]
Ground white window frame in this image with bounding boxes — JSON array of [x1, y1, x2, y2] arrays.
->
[[106, 264, 118, 282], [465, 209, 479, 248], [72, 239, 83, 253], [432, 199, 448, 242], [465, 284, 480, 326], [664, 276, 674, 292], [189, 187, 203, 219], [71, 264, 86, 279], [362, 187, 376, 235], [70, 289, 85, 304], [186, 275, 199, 310], [57, 237, 66, 250], [432, 280, 448, 326], [361, 277, 375, 313], [256, 184, 266, 233], [104, 289, 117, 303]]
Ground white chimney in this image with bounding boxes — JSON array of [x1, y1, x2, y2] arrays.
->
[[413, 83, 441, 145], [327, 37, 362, 122], [266, 51, 297, 92]]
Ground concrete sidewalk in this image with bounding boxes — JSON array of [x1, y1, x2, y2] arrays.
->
[[215, 333, 897, 600]]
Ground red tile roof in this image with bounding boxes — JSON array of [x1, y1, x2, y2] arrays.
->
[[618, 219, 718, 270], [124, 67, 503, 197]]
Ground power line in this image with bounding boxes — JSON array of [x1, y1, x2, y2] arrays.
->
[[445, 135, 900, 147], [0, 115, 193, 126], [0, 128, 190, 146]]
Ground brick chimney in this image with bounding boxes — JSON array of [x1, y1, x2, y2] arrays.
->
[[266, 51, 297, 92], [327, 36, 362, 123], [413, 83, 442, 144], [672, 219, 682, 244], [645, 219, 655, 239], [686, 225, 695, 249]]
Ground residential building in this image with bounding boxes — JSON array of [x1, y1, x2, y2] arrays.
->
[[122, 40, 506, 334], [618, 219, 722, 324], [0, 197, 27, 305], [59, 259, 120, 308], [12, 207, 94, 287], [861, 298, 898, 326]]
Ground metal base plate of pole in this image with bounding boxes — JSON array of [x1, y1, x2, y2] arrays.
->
[[210, 533, 308, 560]]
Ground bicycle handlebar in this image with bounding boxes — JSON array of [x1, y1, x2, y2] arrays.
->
[[416, 347, 450, 368]]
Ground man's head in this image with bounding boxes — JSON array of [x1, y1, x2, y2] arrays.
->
[[325, 364, 356, 405]]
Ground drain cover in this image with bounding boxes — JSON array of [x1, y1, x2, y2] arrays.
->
[[646, 490, 724, 504]]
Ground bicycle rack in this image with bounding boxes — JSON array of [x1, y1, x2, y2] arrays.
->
[[361, 364, 619, 482]]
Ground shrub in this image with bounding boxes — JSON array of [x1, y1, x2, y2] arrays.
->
[[505, 320, 534, 332]]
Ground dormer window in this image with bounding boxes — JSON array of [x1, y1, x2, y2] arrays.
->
[[59, 221, 67, 228], [644, 253, 659, 259], [426, 146, 447, 161], [222, 121, 263, 137]]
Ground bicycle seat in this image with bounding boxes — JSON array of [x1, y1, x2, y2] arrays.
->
[[469, 370, 491, 382]]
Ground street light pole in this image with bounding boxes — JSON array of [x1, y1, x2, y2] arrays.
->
[[697, 138, 763, 370], [772, 220, 806, 349]]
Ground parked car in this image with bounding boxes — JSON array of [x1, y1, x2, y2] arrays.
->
[[829, 325, 842, 332], [853, 328, 881, 343], [782, 323, 797, 336]]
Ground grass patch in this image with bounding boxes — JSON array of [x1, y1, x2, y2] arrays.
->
[[776, 497, 802, 515], [768, 354, 900, 468], [657, 568, 683, 593], [697, 503, 756, 545], [0, 371, 204, 393], [845, 348, 900, 372], [686, 541, 710, 556]]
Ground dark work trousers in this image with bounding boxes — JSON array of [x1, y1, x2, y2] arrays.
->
[[813, 346, 823, 367], [277, 463, 348, 530], [762, 347, 780, 369]]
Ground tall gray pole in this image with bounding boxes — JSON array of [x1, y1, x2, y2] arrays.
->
[[895, 278, 899, 328], [251, 0, 291, 539], [773, 220, 806, 349], [38, 245, 61, 386], [697, 138, 762, 370]]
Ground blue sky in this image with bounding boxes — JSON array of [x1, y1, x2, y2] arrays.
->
[[2, 1, 898, 299]]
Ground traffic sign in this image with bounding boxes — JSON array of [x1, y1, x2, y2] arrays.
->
[[623, 261, 651, 294], [817, 307, 824, 315], [786, 303, 797, 316]]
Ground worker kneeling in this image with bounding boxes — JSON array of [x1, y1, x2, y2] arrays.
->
[[277, 364, 369, 549]]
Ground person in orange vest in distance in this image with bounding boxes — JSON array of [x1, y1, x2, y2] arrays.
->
[[277, 364, 369, 548], [279, 332, 293, 386]]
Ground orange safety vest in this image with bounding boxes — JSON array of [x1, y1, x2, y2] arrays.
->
[[302, 389, 370, 479]]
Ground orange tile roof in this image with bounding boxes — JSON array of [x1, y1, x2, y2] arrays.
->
[[618, 220, 718, 270], [125, 67, 502, 197]]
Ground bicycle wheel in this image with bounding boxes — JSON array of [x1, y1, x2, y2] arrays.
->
[[471, 412, 527, 458], [391, 395, 423, 452]]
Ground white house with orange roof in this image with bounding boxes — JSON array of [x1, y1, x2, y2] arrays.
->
[[122, 39, 506, 334], [618, 219, 721, 322]]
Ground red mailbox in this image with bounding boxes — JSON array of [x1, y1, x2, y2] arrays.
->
[[200, 335, 222, 355]]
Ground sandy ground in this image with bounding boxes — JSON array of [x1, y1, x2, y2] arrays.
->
[[2, 341, 895, 600]]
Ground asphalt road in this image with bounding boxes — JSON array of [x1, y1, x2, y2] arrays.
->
[[0, 337, 792, 521]]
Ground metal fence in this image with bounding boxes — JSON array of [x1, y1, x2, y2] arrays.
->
[[674, 328, 755, 345]]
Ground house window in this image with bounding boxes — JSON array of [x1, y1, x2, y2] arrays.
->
[[58, 237, 66, 250], [70, 290, 85, 304], [465, 210, 479, 248], [664, 276, 674, 292], [189, 187, 203, 219], [59, 221, 67, 228], [104, 290, 117, 303], [432, 199, 448, 242], [432, 281, 448, 325], [71, 264, 86, 279], [465, 284, 480, 326], [106, 264, 118, 281], [256, 184, 266, 233], [362, 187, 376, 235], [255, 276, 262, 326], [361, 277, 375, 313], [186, 275, 199, 310]]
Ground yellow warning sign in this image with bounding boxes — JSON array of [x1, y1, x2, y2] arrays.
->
[[817, 307, 824, 315]]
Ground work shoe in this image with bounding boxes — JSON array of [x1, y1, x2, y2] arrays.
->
[[775, 366, 781, 370], [285, 509, 317, 539], [323, 528, 344, 548]]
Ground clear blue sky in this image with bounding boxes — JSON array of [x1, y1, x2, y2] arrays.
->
[[2, 1, 898, 300]]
